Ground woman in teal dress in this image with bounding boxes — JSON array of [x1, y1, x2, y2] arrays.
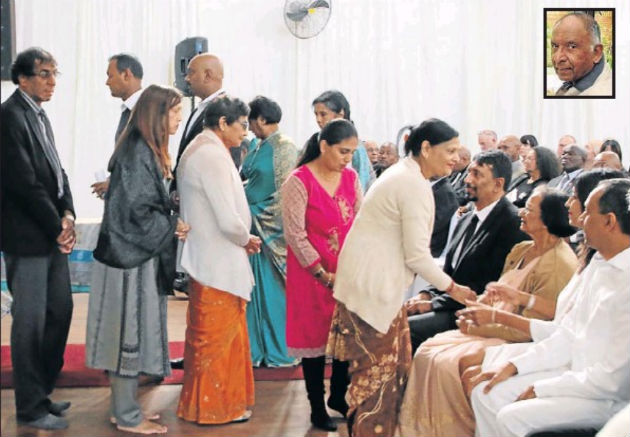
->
[[241, 96, 298, 366]]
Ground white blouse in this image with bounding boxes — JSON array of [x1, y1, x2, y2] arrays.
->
[[177, 129, 254, 300], [333, 157, 452, 333]]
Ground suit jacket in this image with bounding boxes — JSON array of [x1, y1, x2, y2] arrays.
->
[[429, 196, 529, 311], [1, 90, 74, 255], [430, 177, 458, 257], [448, 167, 469, 206]]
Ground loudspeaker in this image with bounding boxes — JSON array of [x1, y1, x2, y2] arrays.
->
[[1, 0, 16, 81], [174, 37, 208, 96]]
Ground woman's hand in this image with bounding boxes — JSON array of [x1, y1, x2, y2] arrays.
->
[[244, 235, 262, 255], [456, 300, 495, 326], [449, 283, 477, 305], [485, 282, 523, 306], [405, 295, 432, 315], [175, 218, 190, 241]]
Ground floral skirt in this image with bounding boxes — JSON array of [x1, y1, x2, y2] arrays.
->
[[327, 302, 411, 437]]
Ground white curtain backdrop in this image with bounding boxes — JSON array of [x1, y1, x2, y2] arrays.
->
[[2, 0, 628, 218]]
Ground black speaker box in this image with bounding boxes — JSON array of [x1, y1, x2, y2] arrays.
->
[[1, 0, 16, 81], [174, 37, 208, 96]]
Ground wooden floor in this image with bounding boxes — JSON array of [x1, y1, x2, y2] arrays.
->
[[1, 294, 348, 437]]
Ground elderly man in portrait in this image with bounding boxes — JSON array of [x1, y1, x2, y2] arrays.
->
[[551, 12, 612, 97]]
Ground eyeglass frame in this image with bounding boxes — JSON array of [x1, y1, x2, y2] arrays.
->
[[27, 69, 62, 79]]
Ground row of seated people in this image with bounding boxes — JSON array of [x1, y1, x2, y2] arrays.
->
[[398, 166, 630, 437]]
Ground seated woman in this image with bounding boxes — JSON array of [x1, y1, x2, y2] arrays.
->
[[398, 186, 578, 437], [176, 96, 260, 424], [510, 147, 560, 207], [457, 169, 626, 385]]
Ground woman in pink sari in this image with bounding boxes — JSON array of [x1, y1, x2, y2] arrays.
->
[[281, 119, 362, 431]]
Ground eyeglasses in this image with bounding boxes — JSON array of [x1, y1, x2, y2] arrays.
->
[[238, 120, 249, 130], [30, 69, 62, 79]]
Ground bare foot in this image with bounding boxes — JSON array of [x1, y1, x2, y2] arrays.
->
[[116, 419, 167, 434], [110, 413, 160, 425]]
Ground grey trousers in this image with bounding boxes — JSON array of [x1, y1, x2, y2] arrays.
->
[[109, 373, 142, 427], [4, 251, 73, 421]]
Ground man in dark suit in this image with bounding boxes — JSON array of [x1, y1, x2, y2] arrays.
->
[[1, 48, 76, 430], [448, 145, 471, 205], [169, 53, 225, 368], [406, 151, 529, 352]]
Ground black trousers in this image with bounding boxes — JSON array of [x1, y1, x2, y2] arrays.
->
[[408, 309, 457, 353], [4, 250, 73, 421]]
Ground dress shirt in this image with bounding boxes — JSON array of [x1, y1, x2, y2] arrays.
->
[[177, 129, 254, 300], [185, 88, 225, 137], [18, 89, 64, 199], [121, 88, 143, 112], [450, 198, 500, 268], [510, 247, 630, 402]]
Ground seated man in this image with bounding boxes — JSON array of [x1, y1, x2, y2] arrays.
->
[[406, 151, 528, 351], [471, 179, 630, 437]]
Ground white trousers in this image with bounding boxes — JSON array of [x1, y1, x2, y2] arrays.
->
[[471, 369, 622, 437]]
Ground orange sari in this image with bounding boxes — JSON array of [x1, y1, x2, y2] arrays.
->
[[177, 279, 255, 424]]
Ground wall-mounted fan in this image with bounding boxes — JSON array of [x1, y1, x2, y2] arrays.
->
[[284, 0, 332, 39]]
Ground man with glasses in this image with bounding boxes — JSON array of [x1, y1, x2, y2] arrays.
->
[[1, 47, 75, 430]]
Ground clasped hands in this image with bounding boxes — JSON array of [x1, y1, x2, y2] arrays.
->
[[455, 281, 519, 332], [244, 235, 262, 255], [56, 214, 76, 254]]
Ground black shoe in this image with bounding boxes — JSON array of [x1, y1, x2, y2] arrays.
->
[[18, 413, 68, 430], [327, 397, 348, 418], [170, 358, 184, 369], [173, 272, 189, 293], [311, 412, 337, 431], [48, 401, 71, 416]]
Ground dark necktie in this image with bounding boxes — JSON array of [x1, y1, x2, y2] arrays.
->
[[38, 110, 64, 198], [115, 108, 131, 143], [459, 214, 479, 255]]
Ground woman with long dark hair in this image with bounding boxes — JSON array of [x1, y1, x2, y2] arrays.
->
[[87, 85, 189, 435], [282, 119, 362, 431]]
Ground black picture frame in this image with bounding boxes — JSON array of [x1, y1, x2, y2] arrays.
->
[[543, 8, 615, 99]]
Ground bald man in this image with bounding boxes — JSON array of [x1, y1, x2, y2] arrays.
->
[[552, 12, 612, 96], [556, 134, 577, 158], [174, 53, 225, 166], [593, 151, 623, 171], [497, 135, 525, 186]]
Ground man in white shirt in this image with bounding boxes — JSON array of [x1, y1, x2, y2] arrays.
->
[[471, 178, 630, 437], [91, 53, 143, 198]]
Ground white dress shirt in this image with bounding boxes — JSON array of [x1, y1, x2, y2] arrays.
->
[[177, 129, 254, 300], [510, 247, 630, 402], [185, 88, 225, 137], [121, 88, 143, 112], [334, 157, 452, 333]]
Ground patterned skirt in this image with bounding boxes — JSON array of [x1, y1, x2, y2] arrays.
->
[[327, 302, 412, 437]]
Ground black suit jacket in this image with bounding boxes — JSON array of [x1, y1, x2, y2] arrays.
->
[[430, 177, 458, 257], [1, 90, 74, 255], [429, 196, 529, 311]]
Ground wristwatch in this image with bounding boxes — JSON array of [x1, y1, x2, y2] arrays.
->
[[314, 267, 325, 278]]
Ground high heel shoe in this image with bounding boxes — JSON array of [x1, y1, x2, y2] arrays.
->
[[327, 397, 349, 418], [310, 411, 337, 431]]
